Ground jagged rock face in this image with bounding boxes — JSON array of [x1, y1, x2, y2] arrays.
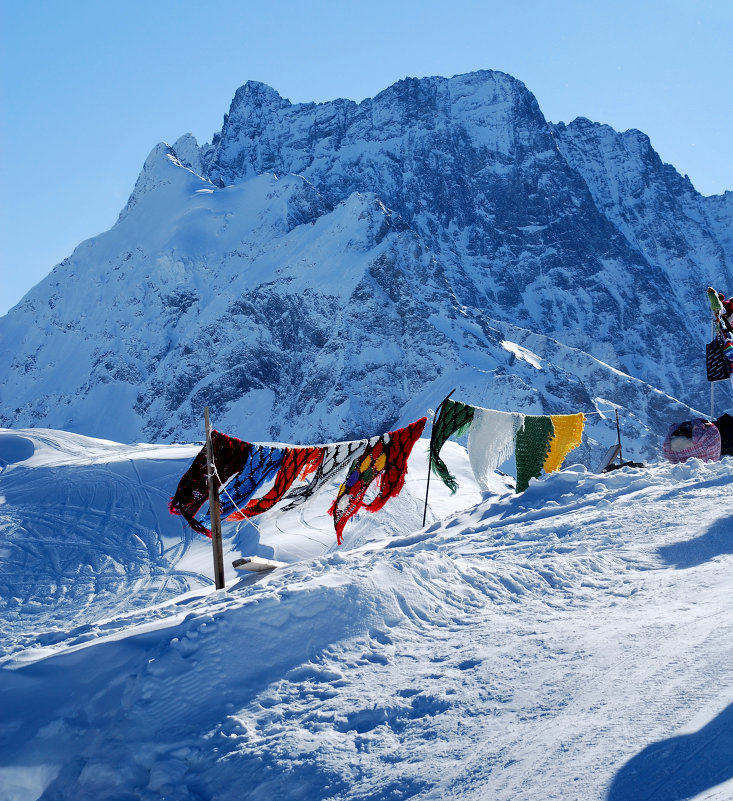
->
[[0, 70, 731, 454], [201, 72, 733, 409], [0, 169, 466, 443], [552, 118, 733, 331]]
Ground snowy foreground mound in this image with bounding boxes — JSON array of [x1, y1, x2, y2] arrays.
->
[[1, 429, 732, 800]]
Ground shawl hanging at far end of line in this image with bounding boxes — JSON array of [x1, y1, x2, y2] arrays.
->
[[543, 413, 586, 474]]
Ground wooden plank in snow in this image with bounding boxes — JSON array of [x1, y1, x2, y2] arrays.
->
[[232, 556, 288, 572]]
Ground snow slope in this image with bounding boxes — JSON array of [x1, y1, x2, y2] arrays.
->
[[1, 428, 732, 800]]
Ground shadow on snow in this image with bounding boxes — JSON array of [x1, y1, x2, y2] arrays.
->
[[607, 703, 733, 801], [657, 514, 733, 569]]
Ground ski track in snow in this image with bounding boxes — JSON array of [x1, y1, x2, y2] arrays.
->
[[1, 430, 733, 800], [0, 432, 212, 658]]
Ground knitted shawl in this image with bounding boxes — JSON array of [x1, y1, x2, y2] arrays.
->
[[279, 438, 376, 512], [467, 408, 525, 491], [429, 399, 475, 493], [207, 439, 372, 525], [169, 430, 253, 537], [218, 444, 283, 519], [543, 413, 586, 474], [226, 446, 324, 520], [515, 416, 555, 493], [330, 418, 426, 544], [171, 421, 427, 542]]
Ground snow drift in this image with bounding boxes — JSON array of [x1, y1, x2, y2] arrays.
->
[[1, 428, 732, 800]]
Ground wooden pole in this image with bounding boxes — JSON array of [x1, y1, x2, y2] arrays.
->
[[615, 409, 623, 466], [205, 406, 226, 590], [422, 389, 456, 527]]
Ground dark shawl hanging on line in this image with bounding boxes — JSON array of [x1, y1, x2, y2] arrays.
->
[[169, 430, 252, 536]]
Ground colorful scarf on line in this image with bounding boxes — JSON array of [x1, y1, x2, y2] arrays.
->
[[221, 439, 377, 520], [217, 444, 283, 519], [171, 422, 426, 541], [330, 418, 427, 544], [515, 416, 555, 493], [279, 438, 376, 512], [429, 399, 475, 493], [169, 430, 252, 537], [543, 413, 586, 474], [226, 446, 324, 520], [724, 340, 733, 367]]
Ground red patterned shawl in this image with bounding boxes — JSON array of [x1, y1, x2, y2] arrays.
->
[[330, 418, 426, 544], [226, 447, 324, 520]]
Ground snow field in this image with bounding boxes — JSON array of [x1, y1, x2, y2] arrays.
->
[[1, 429, 732, 800]]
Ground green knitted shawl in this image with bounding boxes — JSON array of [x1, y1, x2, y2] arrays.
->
[[429, 399, 475, 492], [514, 415, 555, 493]]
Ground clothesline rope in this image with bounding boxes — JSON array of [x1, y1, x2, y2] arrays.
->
[[211, 461, 251, 521]]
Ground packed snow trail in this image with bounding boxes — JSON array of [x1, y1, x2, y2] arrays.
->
[[1, 429, 732, 800], [0, 431, 212, 658]]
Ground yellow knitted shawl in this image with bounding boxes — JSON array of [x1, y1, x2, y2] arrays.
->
[[543, 413, 586, 474]]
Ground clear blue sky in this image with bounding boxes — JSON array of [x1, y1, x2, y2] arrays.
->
[[1, 0, 731, 316]]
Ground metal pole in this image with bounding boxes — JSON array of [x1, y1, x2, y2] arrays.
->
[[711, 382, 715, 421], [205, 406, 226, 590], [615, 409, 623, 466], [422, 454, 433, 528], [422, 389, 456, 527], [711, 319, 716, 421]]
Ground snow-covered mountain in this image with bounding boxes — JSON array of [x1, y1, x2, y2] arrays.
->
[[1, 70, 731, 457]]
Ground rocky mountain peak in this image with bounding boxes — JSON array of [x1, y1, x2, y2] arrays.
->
[[232, 79, 291, 109], [1, 70, 731, 451]]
